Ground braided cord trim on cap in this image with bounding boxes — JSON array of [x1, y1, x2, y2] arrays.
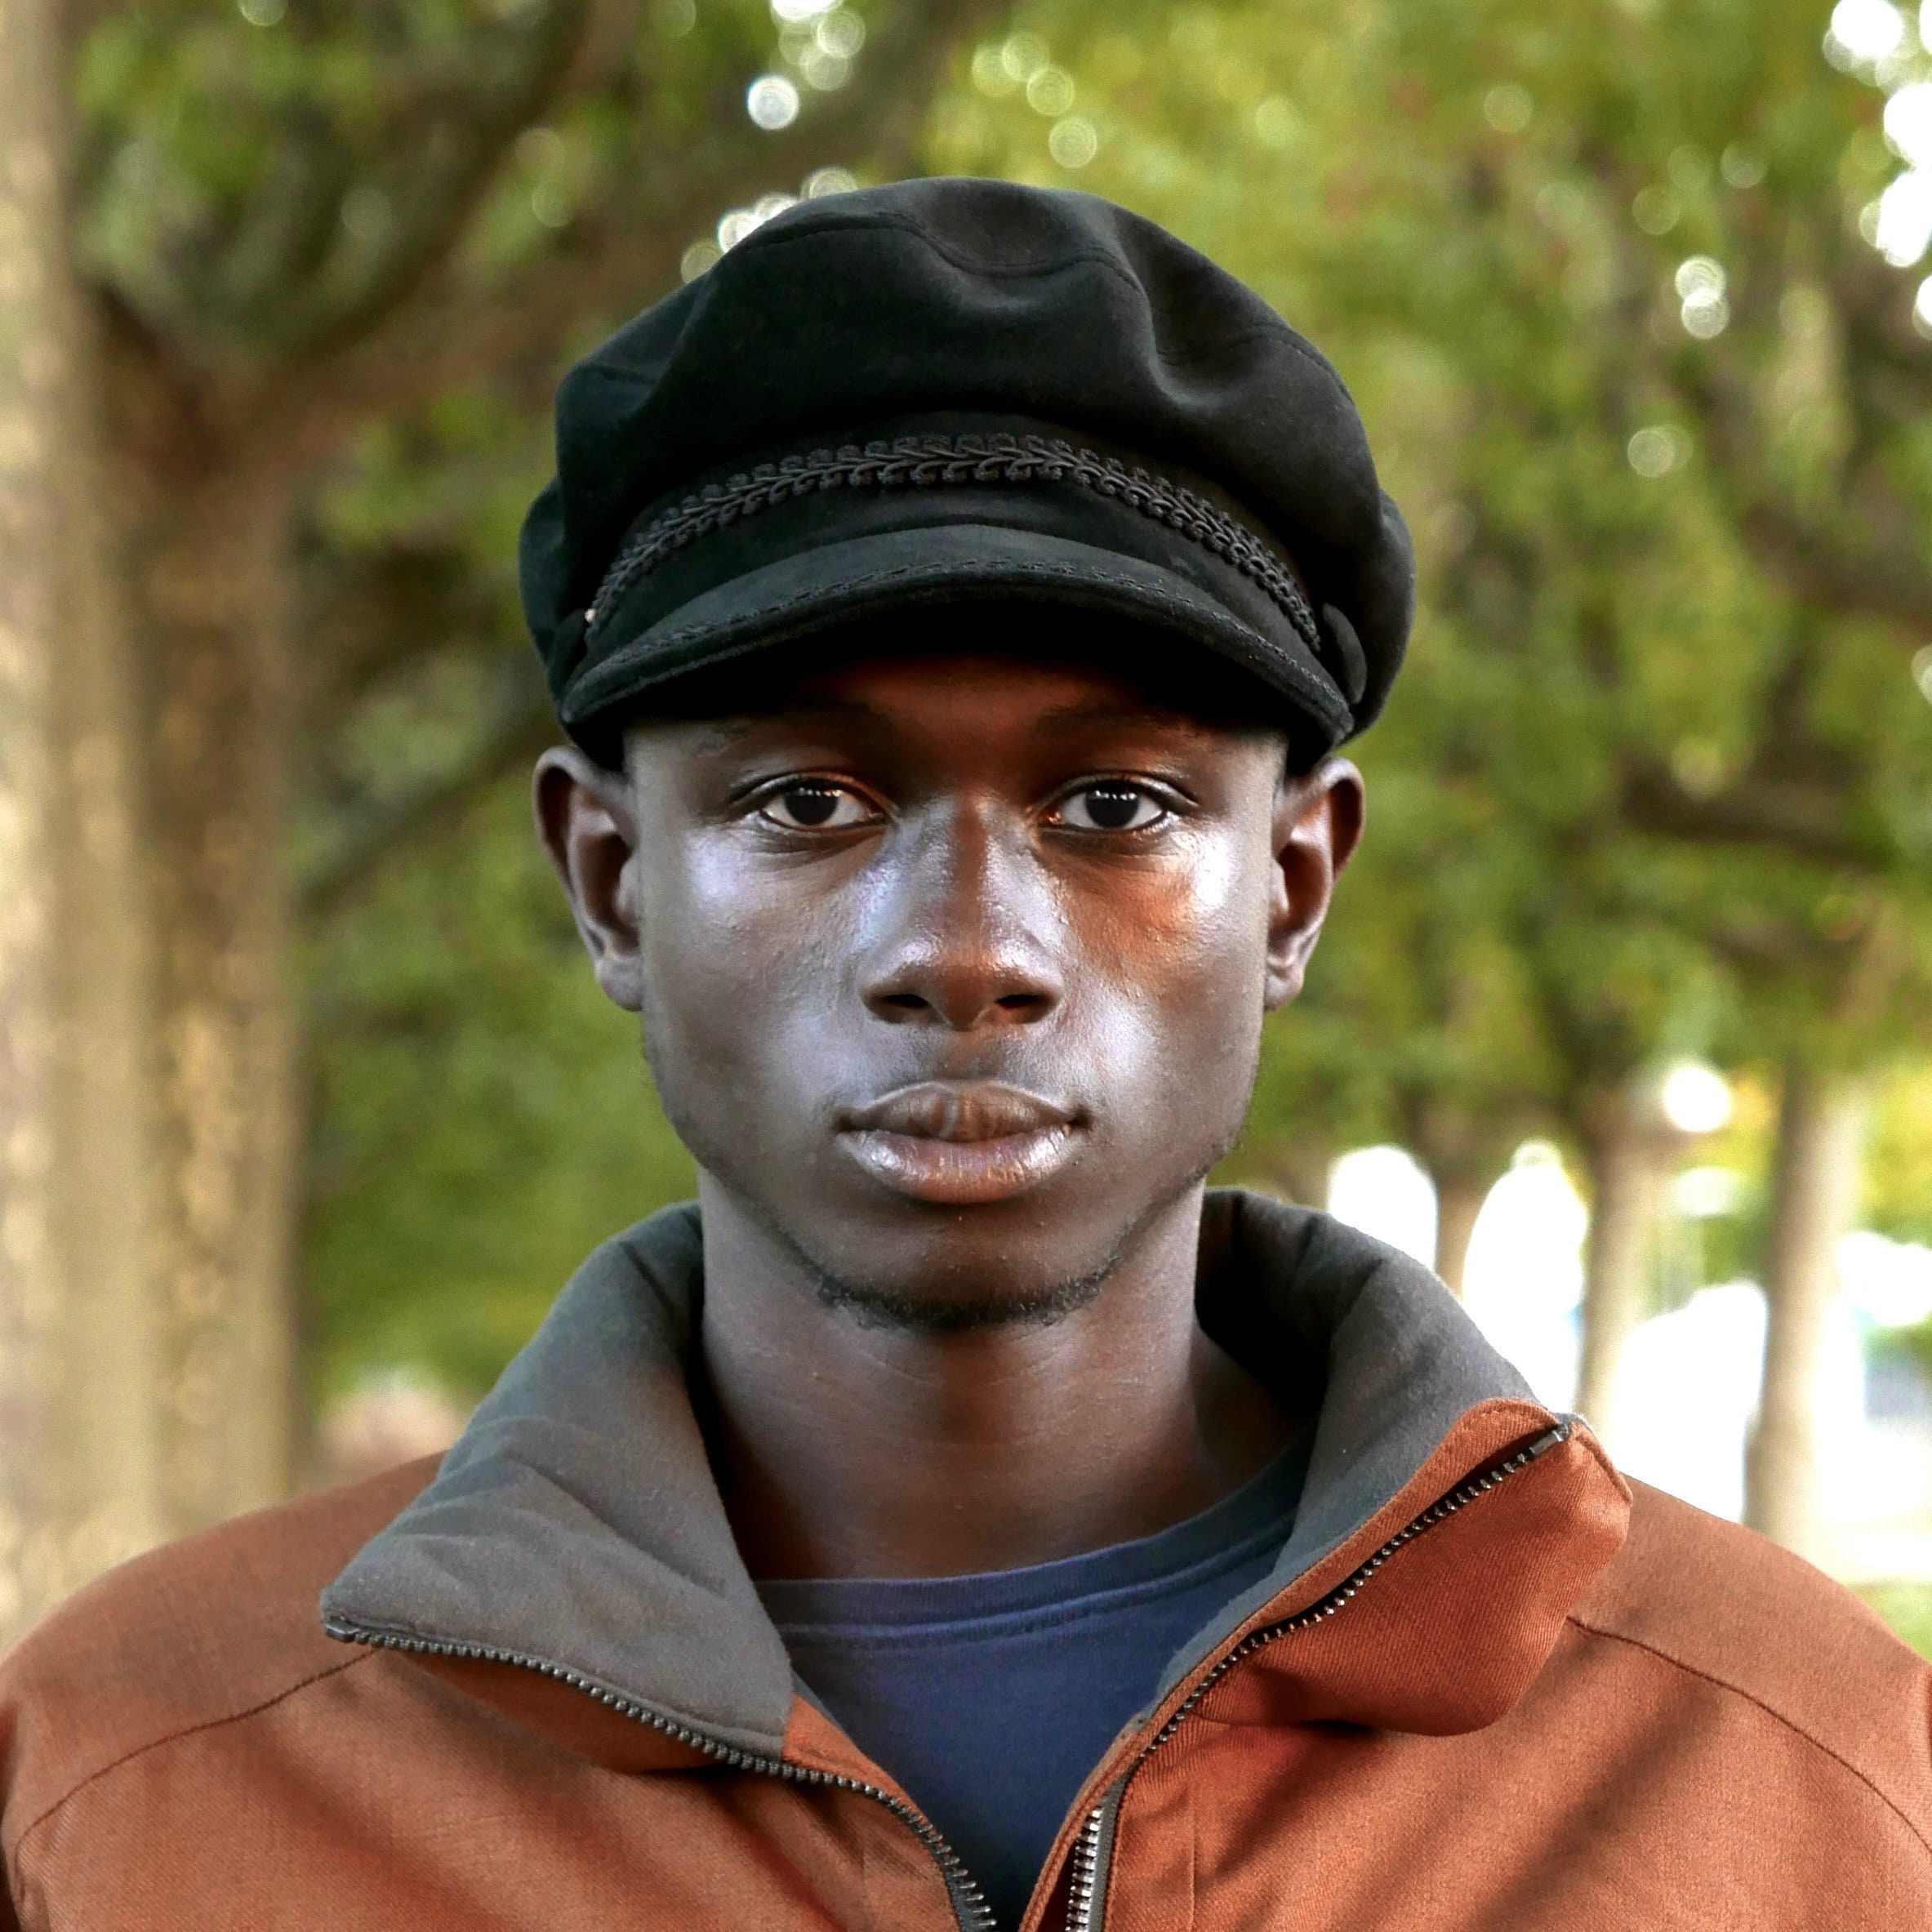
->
[[585, 432, 1322, 654]]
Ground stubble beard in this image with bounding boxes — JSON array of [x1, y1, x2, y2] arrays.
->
[[643, 1008, 1252, 1338], [752, 1151, 1227, 1336]]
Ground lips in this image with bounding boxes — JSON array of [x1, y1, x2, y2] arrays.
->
[[836, 1081, 1082, 1204]]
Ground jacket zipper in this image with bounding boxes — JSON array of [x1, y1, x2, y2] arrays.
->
[[320, 1615, 997, 1932], [328, 1419, 1566, 1932], [1055, 1419, 1574, 1932], [1062, 1798, 1110, 1932]]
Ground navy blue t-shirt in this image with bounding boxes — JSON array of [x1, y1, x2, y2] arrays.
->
[[755, 1436, 1310, 1932]]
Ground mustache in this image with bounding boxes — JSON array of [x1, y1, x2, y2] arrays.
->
[[839, 1080, 1080, 1142]]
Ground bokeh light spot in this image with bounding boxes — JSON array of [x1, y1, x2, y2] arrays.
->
[[816, 8, 864, 57], [1827, 0, 1907, 65], [971, 44, 1018, 97], [1632, 185, 1681, 234], [1676, 260, 1729, 338], [799, 47, 850, 90], [1876, 169, 1932, 266], [1001, 33, 1050, 82], [1660, 1061, 1734, 1136], [1721, 142, 1766, 188], [1627, 424, 1689, 476], [1886, 82, 1932, 167], [679, 238, 722, 283], [1675, 255, 1725, 299], [1026, 66, 1076, 117], [1482, 83, 1533, 133], [746, 74, 801, 130], [1912, 643, 1932, 699], [1048, 116, 1098, 169], [1682, 295, 1730, 338]]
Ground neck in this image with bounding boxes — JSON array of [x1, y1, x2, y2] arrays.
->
[[693, 1178, 1295, 1580]]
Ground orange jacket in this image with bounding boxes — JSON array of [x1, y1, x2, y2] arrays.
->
[[3, 1194, 1929, 1929]]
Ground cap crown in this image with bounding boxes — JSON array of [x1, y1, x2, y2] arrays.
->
[[522, 179, 1413, 743]]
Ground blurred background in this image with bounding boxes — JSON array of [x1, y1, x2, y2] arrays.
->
[[5, 0, 1932, 1653]]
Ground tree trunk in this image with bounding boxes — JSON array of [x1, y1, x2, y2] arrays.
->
[[123, 459, 302, 1531], [0, 0, 163, 1639], [1574, 1093, 1659, 1440], [1746, 1062, 1868, 1558], [1432, 1172, 1489, 1299]]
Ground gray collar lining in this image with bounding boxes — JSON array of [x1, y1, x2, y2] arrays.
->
[[321, 1191, 1532, 1756]]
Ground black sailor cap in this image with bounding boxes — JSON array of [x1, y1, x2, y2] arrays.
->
[[521, 177, 1415, 761]]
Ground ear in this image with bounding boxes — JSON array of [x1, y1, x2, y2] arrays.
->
[[533, 746, 646, 1013], [1262, 756, 1364, 1013]]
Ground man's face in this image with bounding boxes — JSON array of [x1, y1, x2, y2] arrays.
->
[[538, 648, 1360, 1326]]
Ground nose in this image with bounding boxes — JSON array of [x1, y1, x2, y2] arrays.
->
[[857, 799, 1064, 1030]]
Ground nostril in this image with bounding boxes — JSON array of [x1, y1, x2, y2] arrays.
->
[[875, 993, 929, 1016], [995, 991, 1050, 1015]]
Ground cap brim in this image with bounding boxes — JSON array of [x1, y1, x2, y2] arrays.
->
[[559, 521, 1351, 755]]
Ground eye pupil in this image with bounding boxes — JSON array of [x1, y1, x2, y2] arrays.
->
[[1083, 784, 1143, 830], [781, 785, 840, 827]]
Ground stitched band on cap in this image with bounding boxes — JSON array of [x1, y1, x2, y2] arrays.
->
[[585, 432, 1324, 656], [567, 554, 1352, 737]]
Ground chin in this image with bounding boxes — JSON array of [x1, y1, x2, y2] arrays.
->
[[775, 1187, 1169, 1337]]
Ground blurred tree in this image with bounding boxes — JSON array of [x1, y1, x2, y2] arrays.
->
[[302, 780, 695, 1407], [0, 0, 159, 1639], [1222, 624, 1566, 1298], [935, 1, 1743, 1389], [24, 0, 1002, 1562], [933, 0, 1932, 1538], [47, 0, 1924, 1569], [1863, 1059, 1932, 1246]]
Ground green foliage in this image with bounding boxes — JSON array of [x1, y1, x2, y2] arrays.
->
[[937, 0, 1932, 1210], [274, 0, 1932, 1395], [73, 0, 776, 355], [302, 777, 694, 1399], [67, 0, 999, 1410], [1857, 1581, 1932, 1659], [1864, 1062, 1932, 1245]]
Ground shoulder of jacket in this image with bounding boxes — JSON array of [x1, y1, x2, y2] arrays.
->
[[0, 1458, 438, 1853], [1570, 1479, 1932, 1843]]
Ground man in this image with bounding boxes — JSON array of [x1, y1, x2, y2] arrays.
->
[[2, 180, 1926, 1930]]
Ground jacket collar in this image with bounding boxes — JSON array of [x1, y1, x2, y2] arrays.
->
[[321, 1190, 1627, 1760]]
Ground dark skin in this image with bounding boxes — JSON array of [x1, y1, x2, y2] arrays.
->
[[536, 641, 1363, 1582]]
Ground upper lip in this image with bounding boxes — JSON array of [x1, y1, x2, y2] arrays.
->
[[840, 1081, 1077, 1142]]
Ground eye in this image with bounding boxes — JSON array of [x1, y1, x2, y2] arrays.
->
[[1054, 781, 1169, 833], [759, 781, 876, 831]]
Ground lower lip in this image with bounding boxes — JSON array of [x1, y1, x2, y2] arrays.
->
[[836, 1125, 1080, 1204]]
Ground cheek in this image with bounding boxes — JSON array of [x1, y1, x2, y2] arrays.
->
[[634, 844, 826, 1091], [1076, 829, 1270, 1000], [1066, 831, 1274, 1082]]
